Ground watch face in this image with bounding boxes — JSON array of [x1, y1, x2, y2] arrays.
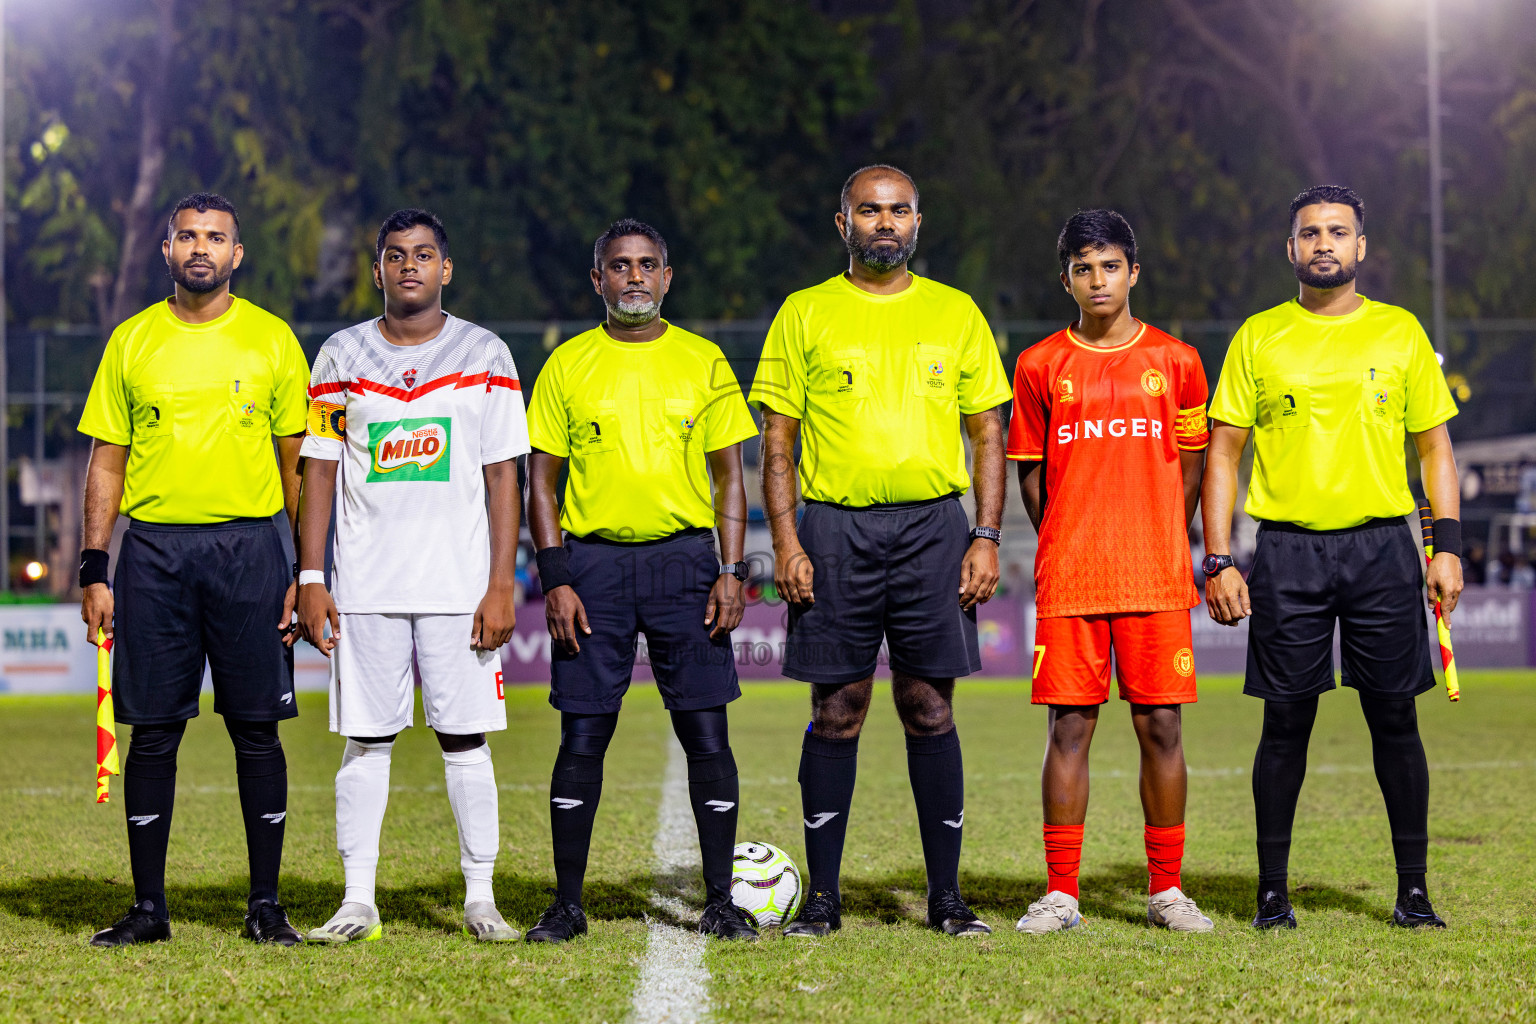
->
[[1202, 554, 1227, 576]]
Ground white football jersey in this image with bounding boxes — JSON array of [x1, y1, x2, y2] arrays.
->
[[300, 314, 530, 613]]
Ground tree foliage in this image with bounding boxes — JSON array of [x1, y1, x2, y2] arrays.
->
[[7, 0, 1536, 333]]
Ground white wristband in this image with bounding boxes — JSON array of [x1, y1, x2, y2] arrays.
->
[[297, 570, 326, 588]]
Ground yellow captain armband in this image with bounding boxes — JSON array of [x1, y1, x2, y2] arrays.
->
[[308, 399, 346, 441]]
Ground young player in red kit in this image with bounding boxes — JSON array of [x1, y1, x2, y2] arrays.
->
[[1007, 210, 1214, 933]]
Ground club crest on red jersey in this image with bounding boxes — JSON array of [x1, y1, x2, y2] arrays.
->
[[1141, 368, 1168, 397], [1057, 375, 1076, 404]]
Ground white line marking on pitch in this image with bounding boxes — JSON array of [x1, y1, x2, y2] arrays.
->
[[629, 740, 710, 1024]]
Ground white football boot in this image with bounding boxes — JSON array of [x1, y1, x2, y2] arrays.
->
[[1014, 890, 1083, 934], [1147, 887, 1214, 932], [305, 902, 383, 944], [463, 901, 519, 942]]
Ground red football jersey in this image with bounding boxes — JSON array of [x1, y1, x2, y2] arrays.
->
[[1006, 321, 1210, 618]]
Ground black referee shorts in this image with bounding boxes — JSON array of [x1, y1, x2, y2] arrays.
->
[[113, 517, 297, 726], [549, 528, 740, 714], [784, 495, 981, 685], [1243, 516, 1434, 703]]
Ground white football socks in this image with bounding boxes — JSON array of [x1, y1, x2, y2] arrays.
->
[[335, 739, 393, 909], [443, 743, 499, 908]]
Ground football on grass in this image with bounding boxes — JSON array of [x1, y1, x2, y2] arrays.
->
[[730, 842, 803, 928]]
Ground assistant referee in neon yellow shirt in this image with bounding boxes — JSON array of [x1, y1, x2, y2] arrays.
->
[[77, 194, 309, 948], [1202, 186, 1464, 932], [750, 165, 1012, 939]]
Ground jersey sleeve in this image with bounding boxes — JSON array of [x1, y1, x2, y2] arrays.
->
[[525, 351, 570, 458], [1403, 318, 1458, 432], [78, 328, 132, 445], [270, 327, 310, 436], [482, 341, 531, 464], [1207, 323, 1258, 429], [702, 351, 759, 452], [747, 298, 806, 418], [1174, 347, 1211, 451], [1004, 352, 1048, 461], [299, 341, 346, 461], [956, 301, 1013, 415]]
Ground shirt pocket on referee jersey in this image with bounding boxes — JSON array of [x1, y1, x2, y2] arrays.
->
[[655, 398, 698, 452], [1259, 374, 1311, 429], [571, 400, 617, 456], [911, 344, 957, 400], [1359, 370, 1404, 428], [130, 386, 174, 441], [225, 381, 272, 437], [811, 349, 868, 403]]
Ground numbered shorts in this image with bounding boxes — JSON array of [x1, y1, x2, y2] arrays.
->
[[1243, 517, 1434, 702], [329, 613, 505, 736], [1031, 609, 1197, 706], [113, 517, 295, 725]]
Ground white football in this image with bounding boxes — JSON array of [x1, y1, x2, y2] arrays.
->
[[730, 841, 803, 929]]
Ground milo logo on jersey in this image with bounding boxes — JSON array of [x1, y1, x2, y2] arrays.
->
[[367, 417, 452, 482]]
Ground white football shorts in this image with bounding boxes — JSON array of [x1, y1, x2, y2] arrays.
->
[[328, 612, 506, 736]]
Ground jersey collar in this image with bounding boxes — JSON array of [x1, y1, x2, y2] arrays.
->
[[1065, 319, 1147, 353]]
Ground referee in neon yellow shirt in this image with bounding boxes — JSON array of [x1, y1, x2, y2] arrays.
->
[[750, 165, 1012, 938], [524, 220, 760, 944], [1203, 186, 1464, 932], [78, 194, 310, 947]]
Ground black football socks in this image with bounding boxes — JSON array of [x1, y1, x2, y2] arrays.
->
[[799, 731, 859, 900], [549, 747, 606, 904], [1252, 697, 1318, 903], [1359, 694, 1432, 902], [122, 722, 186, 922], [906, 729, 965, 896], [684, 748, 740, 902], [671, 707, 740, 903], [227, 720, 288, 909]]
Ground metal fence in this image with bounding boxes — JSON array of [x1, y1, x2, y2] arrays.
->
[[4, 316, 1533, 595]]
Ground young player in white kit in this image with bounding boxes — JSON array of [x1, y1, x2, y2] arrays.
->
[[295, 209, 530, 943]]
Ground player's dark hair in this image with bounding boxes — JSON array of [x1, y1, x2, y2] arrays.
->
[[840, 164, 920, 216], [1057, 209, 1137, 272], [592, 218, 668, 270], [1289, 185, 1364, 234], [167, 192, 240, 241], [375, 208, 449, 262]]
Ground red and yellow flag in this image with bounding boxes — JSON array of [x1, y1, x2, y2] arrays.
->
[[96, 629, 120, 802], [1417, 504, 1461, 703]]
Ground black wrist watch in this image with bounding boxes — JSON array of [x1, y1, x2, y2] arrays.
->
[[969, 526, 1002, 545], [1202, 553, 1236, 578], [719, 561, 750, 583]]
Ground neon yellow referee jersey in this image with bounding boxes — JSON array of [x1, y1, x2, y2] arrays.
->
[[748, 273, 1012, 507], [78, 297, 310, 523], [1208, 296, 1457, 530], [526, 321, 758, 542]]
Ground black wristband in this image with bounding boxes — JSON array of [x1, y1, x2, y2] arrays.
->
[[79, 549, 110, 588], [1431, 518, 1462, 558], [536, 546, 574, 591]]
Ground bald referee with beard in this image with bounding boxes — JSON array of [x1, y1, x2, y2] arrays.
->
[[751, 165, 1012, 938]]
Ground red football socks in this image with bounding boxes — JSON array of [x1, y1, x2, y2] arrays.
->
[[1043, 823, 1085, 899], [1144, 822, 1185, 894]]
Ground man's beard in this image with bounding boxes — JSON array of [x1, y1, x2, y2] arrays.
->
[[1293, 256, 1357, 290], [170, 259, 233, 294], [846, 228, 918, 273], [608, 294, 662, 326]]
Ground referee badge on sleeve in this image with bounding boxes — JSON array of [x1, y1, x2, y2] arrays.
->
[[308, 399, 346, 441]]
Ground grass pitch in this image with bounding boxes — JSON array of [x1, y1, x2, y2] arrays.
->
[[1, 673, 1533, 1023]]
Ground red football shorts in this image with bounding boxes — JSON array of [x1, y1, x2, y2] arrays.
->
[[1031, 609, 1197, 706]]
